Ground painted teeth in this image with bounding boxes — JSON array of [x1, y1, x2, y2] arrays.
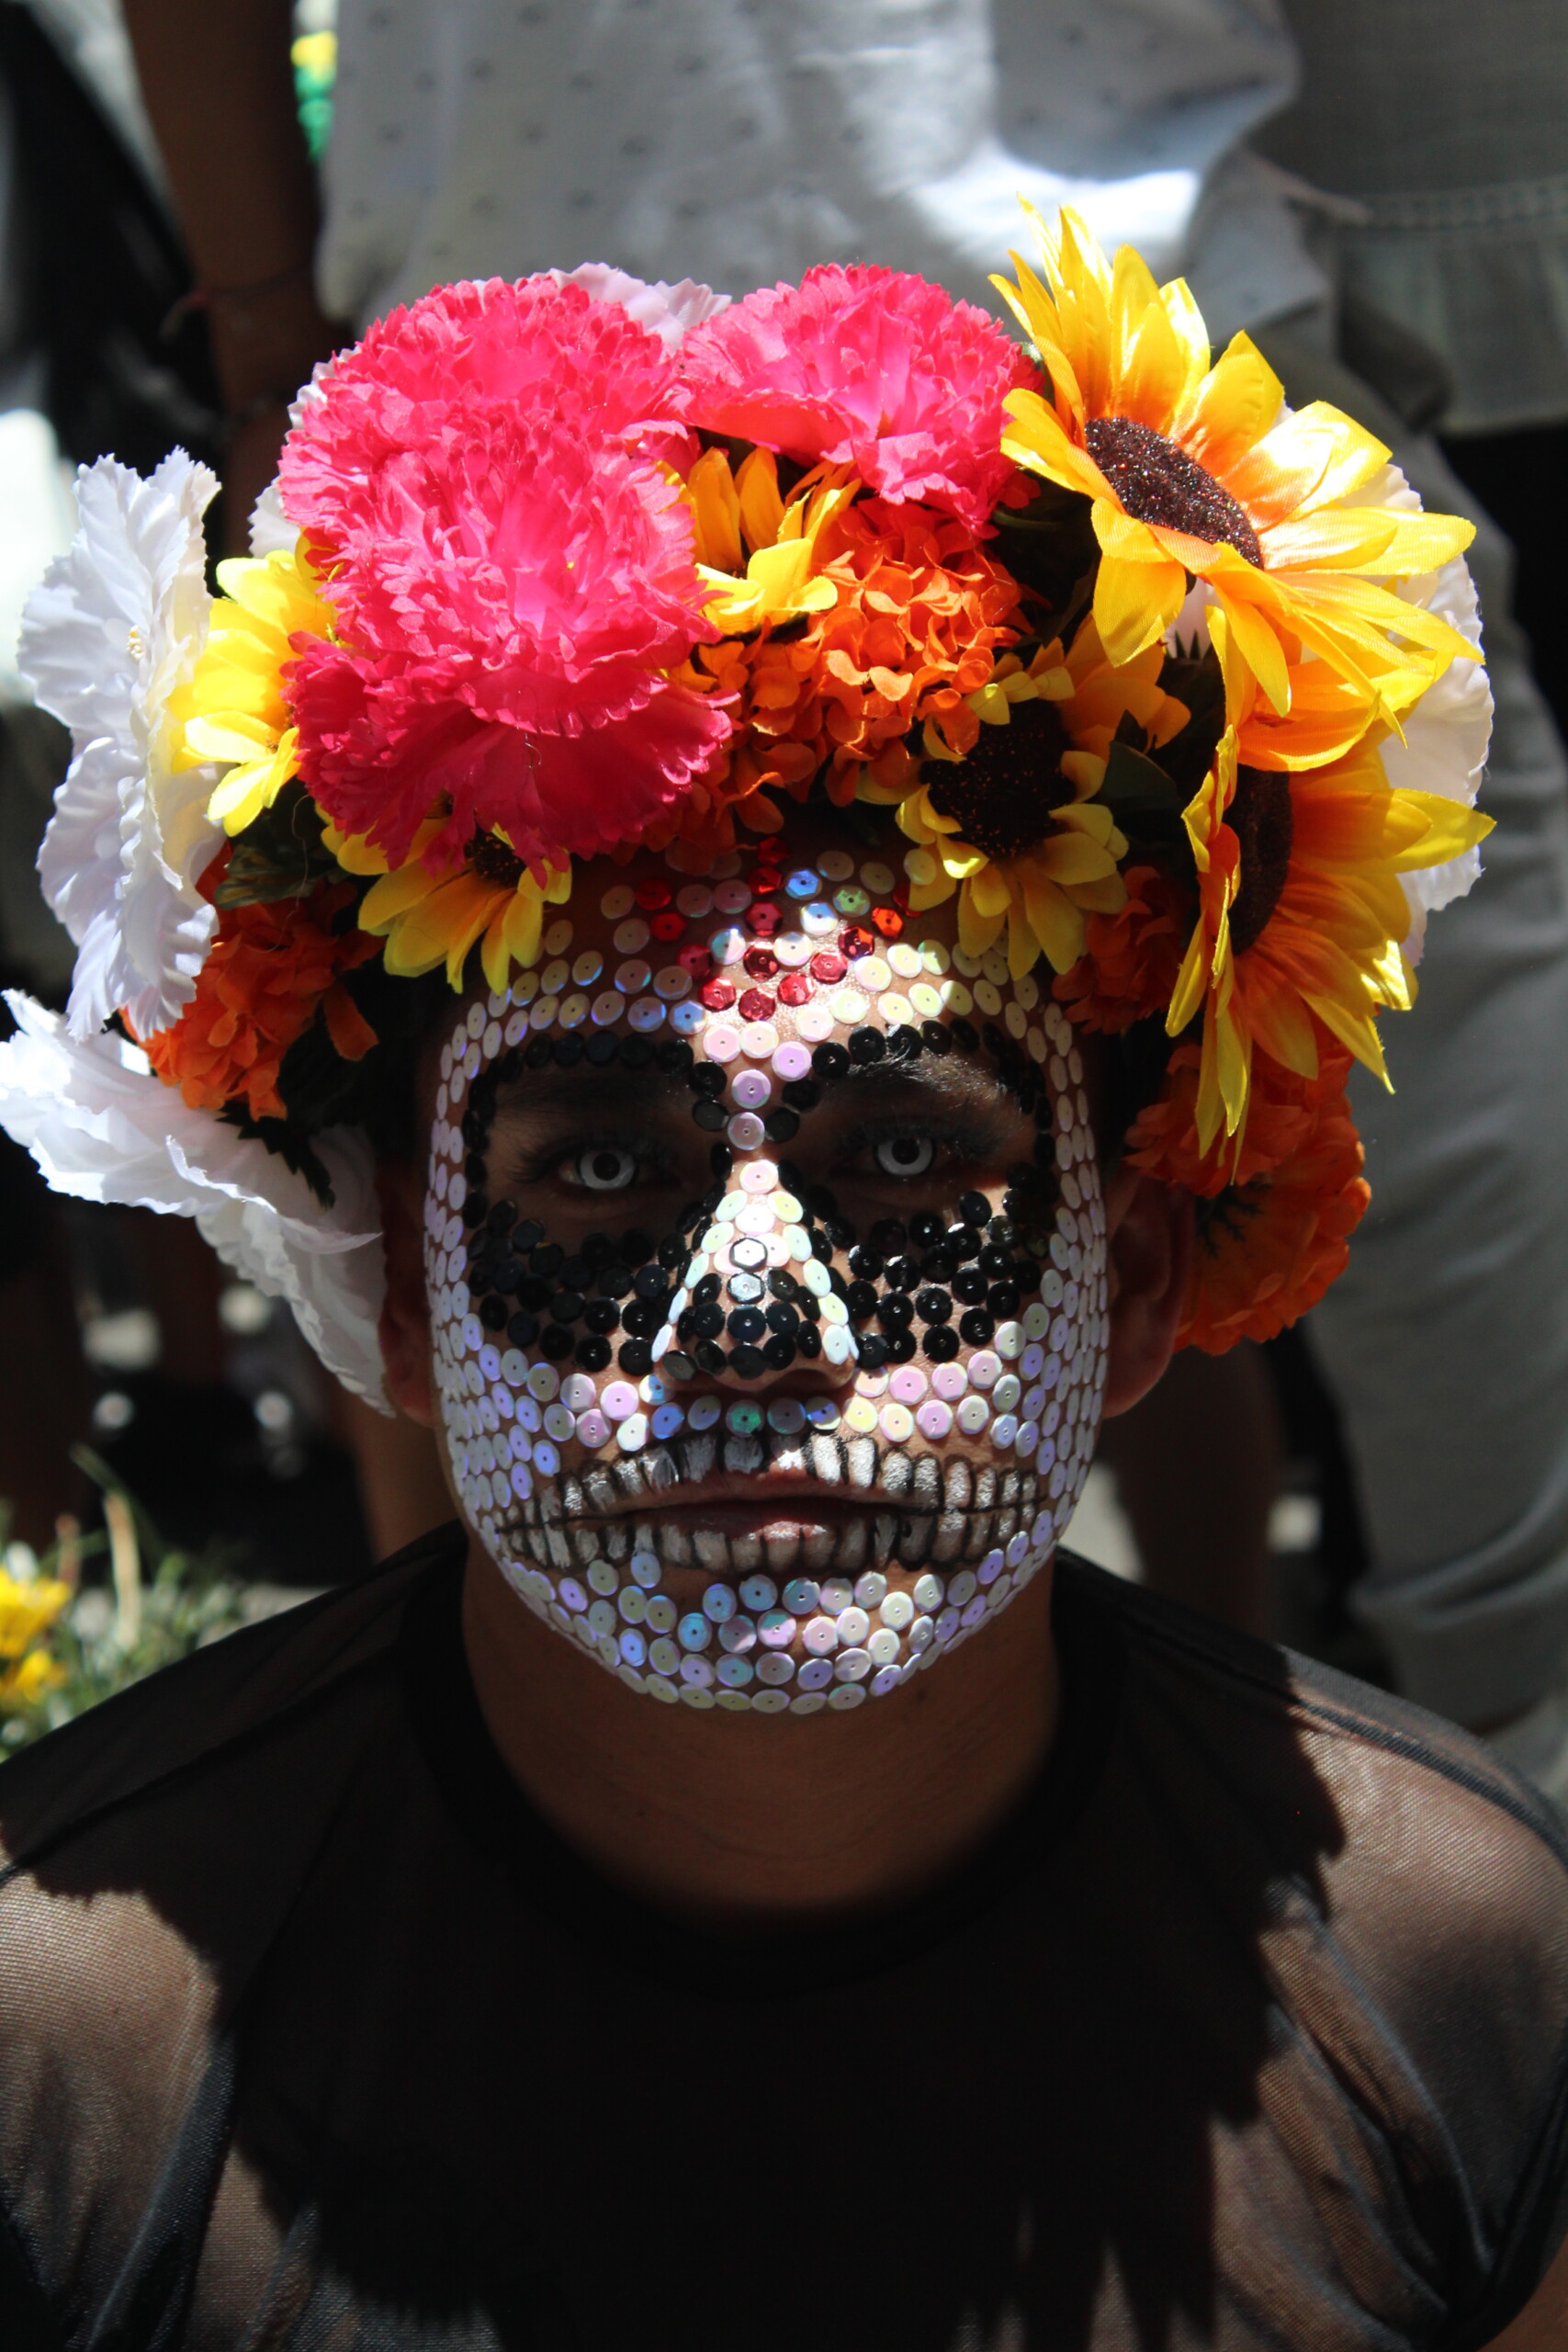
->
[[933, 1512, 967, 1561], [498, 1441, 1043, 1583], [684, 1432, 717, 1482], [658, 1523, 693, 1569], [897, 1514, 935, 1566], [811, 1434, 842, 1484], [839, 1516, 870, 1570]]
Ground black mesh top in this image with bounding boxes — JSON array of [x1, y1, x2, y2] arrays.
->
[[4, 1532, 1568, 2351]]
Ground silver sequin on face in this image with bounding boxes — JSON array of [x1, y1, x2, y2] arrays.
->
[[424, 848, 1109, 1715]]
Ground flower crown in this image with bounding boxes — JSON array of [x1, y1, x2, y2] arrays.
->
[[0, 219, 1492, 1403]]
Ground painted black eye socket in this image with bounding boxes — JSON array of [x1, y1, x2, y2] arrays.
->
[[873, 1136, 935, 1177], [571, 1148, 637, 1192]]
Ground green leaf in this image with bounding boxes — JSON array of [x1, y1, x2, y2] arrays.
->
[[214, 783, 341, 908], [1155, 648, 1227, 797], [992, 481, 1099, 638], [1100, 739, 1187, 820]]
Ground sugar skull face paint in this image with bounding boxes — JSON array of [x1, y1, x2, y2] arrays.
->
[[423, 831, 1109, 1715]]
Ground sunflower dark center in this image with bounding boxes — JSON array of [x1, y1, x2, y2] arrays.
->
[[468, 829, 525, 888], [1085, 416, 1263, 567], [1224, 765, 1294, 954], [925, 695, 1077, 863]]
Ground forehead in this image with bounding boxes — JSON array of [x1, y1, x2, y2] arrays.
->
[[434, 813, 1055, 1114]]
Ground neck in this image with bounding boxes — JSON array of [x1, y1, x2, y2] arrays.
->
[[461, 1544, 1060, 1930]]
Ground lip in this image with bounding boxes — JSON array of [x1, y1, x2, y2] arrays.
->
[[594, 1472, 893, 1528]]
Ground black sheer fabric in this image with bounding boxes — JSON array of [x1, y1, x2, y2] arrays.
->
[[4, 1531, 1568, 2351]]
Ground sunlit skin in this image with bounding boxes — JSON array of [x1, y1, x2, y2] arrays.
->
[[378, 813, 1191, 1928]]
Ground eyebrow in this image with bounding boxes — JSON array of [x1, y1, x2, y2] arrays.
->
[[480, 1049, 1019, 1128]]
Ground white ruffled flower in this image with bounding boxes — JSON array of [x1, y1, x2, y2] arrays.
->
[[1345, 460, 1494, 958], [1383, 552, 1493, 958], [247, 477, 297, 559], [552, 262, 730, 351], [19, 451, 226, 1042], [0, 995, 389, 1408]]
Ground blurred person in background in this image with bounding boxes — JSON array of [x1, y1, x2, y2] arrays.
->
[[0, 0, 388, 1573], [116, 1, 1568, 1791]]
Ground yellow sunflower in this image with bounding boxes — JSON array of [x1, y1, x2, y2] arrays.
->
[[994, 208, 1477, 729], [875, 618, 1187, 973], [1169, 697, 1492, 1158], [684, 447, 855, 629], [327, 820, 572, 997], [172, 538, 335, 834]]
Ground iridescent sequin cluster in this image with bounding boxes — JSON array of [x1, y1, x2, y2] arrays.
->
[[423, 842, 1109, 1714]]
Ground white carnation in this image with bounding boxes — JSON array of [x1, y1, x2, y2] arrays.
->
[[247, 477, 296, 558], [1344, 461, 1494, 958], [0, 996, 389, 1408], [552, 263, 730, 352], [18, 450, 227, 1042]]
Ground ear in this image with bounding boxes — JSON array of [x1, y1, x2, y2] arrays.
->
[[1100, 1165, 1192, 1418], [375, 1157, 436, 1428]]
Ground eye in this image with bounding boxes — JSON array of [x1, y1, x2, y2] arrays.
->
[[570, 1147, 638, 1192], [874, 1136, 935, 1177]]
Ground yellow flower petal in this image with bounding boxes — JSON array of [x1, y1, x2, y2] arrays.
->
[[1092, 545, 1187, 666]]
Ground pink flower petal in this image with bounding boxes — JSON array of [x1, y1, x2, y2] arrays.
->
[[274, 276, 721, 865], [678, 265, 1039, 531]]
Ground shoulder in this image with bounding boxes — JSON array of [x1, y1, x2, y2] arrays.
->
[[1066, 1553, 1568, 1998], [0, 1528, 463, 2327], [1061, 1555, 1568, 2345], [0, 1527, 463, 2073]]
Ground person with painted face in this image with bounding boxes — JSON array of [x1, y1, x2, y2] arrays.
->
[[2, 225, 1566, 2351]]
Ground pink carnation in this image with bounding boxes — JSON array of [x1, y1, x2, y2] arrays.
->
[[276, 277, 727, 868], [678, 266, 1039, 533]]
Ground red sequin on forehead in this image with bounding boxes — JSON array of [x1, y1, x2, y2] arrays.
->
[[749, 902, 782, 937], [743, 944, 779, 978], [701, 978, 736, 1009], [777, 972, 812, 1006], [871, 905, 905, 938], [840, 925, 875, 958], [678, 943, 713, 976], [634, 879, 672, 910], [738, 986, 775, 1021], [811, 951, 846, 984], [649, 910, 684, 940]]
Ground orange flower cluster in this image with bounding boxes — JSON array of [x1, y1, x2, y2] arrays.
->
[[671, 497, 1023, 854], [1124, 1037, 1370, 1350], [145, 868, 379, 1122], [1053, 861, 1187, 1035]]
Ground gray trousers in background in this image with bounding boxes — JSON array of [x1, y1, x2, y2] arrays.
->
[[1283, 372, 1568, 1724]]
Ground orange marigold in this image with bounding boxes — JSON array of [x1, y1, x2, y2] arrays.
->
[[144, 868, 380, 1122], [1053, 860, 1188, 1034], [1126, 1040, 1370, 1350], [667, 495, 1023, 856], [1124, 1031, 1350, 1197]]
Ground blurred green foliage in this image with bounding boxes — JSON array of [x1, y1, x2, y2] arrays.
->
[[0, 1448, 247, 1751]]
